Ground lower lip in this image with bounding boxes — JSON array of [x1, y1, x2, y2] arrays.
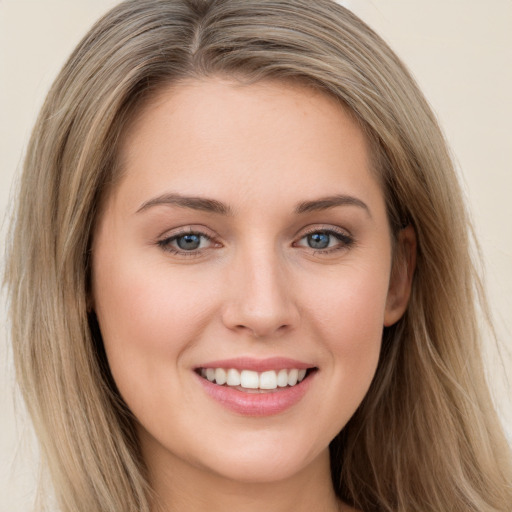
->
[[195, 372, 315, 417]]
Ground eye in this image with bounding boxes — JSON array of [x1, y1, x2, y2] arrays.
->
[[295, 228, 354, 253], [306, 232, 332, 249], [175, 233, 205, 250], [157, 230, 216, 255]]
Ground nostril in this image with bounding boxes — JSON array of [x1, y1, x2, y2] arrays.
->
[[230, 323, 291, 339]]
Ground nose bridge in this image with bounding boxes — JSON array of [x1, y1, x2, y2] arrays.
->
[[222, 239, 298, 337]]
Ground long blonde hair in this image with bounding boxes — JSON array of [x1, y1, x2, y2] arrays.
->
[[5, 1, 511, 511]]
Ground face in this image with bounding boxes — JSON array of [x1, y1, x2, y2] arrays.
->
[[91, 78, 413, 487]]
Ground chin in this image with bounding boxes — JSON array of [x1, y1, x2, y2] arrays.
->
[[189, 430, 330, 485]]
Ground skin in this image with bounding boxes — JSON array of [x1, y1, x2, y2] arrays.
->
[[91, 78, 415, 512]]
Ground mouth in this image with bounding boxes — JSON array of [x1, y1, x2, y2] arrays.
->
[[195, 367, 318, 394], [194, 357, 318, 416]]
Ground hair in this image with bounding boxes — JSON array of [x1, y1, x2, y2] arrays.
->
[[4, 0, 512, 511]]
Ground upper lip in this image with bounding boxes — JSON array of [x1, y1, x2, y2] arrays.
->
[[195, 357, 315, 372]]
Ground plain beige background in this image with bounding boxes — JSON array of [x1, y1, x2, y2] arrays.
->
[[1, 1, 511, 510]]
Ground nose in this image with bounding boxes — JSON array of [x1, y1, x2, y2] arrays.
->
[[221, 246, 300, 339]]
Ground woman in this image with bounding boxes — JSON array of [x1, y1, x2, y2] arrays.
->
[[4, 0, 511, 511]]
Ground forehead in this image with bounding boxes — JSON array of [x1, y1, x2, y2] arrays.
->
[[109, 77, 383, 217]]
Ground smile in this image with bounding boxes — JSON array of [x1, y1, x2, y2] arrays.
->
[[195, 361, 317, 416], [198, 367, 310, 392]]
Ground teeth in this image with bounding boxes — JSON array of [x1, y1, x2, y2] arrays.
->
[[200, 367, 310, 390], [215, 368, 227, 385], [226, 368, 241, 386], [240, 370, 259, 389], [259, 370, 277, 390], [277, 369, 288, 387], [288, 368, 298, 386]]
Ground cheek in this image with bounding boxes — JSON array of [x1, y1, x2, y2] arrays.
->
[[92, 247, 219, 404], [300, 262, 390, 408], [96, 245, 214, 335], [305, 260, 390, 346]]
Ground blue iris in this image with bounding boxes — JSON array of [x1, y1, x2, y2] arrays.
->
[[177, 234, 202, 250], [307, 232, 330, 249]]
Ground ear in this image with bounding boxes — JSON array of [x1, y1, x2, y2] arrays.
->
[[384, 224, 417, 327]]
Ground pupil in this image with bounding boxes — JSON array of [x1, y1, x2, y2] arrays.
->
[[177, 234, 201, 250], [308, 232, 329, 249]]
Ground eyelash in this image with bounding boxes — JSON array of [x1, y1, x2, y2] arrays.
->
[[157, 229, 217, 257], [295, 227, 355, 254], [156, 227, 355, 257]]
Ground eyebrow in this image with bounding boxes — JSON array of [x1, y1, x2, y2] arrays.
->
[[295, 195, 371, 217], [136, 193, 233, 215], [136, 192, 370, 217]]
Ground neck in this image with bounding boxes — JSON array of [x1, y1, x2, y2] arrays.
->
[[145, 442, 342, 512]]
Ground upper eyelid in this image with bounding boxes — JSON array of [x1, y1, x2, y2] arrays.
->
[[157, 225, 217, 241], [295, 224, 353, 239], [165, 232, 213, 243], [160, 232, 217, 249]]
